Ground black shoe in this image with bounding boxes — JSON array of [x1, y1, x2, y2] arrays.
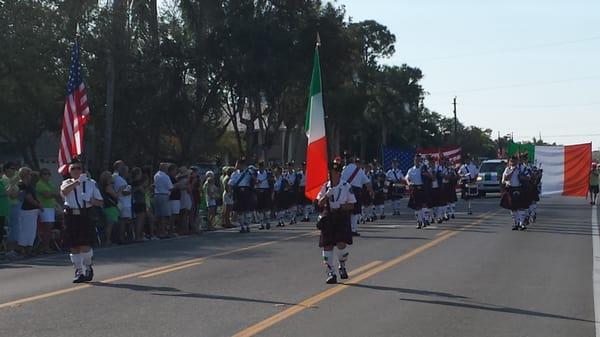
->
[[380, 215, 386, 220], [73, 270, 86, 283], [437, 218, 443, 224], [326, 272, 337, 284], [83, 266, 94, 282], [239, 227, 247, 233], [302, 217, 310, 222], [424, 220, 430, 228], [246, 226, 251, 233], [468, 210, 473, 215], [451, 214, 455, 219], [339, 267, 349, 280], [417, 222, 422, 229], [259, 224, 265, 230], [266, 222, 271, 230], [444, 215, 450, 221], [351, 231, 361, 237]]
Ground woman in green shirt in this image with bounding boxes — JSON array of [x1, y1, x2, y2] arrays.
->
[[36, 168, 58, 253]]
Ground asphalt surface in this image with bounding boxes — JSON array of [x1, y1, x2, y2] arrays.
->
[[0, 196, 596, 337]]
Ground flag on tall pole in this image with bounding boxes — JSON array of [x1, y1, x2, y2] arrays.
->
[[58, 31, 90, 175], [304, 34, 329, 200]]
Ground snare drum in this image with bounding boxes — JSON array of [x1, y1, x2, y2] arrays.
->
[[465, 182, 479, 197]]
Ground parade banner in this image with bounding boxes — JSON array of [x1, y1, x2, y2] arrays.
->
[[507, 142, 535, 163], [535, 143, 591, 197], [382, 147, 415, 174], [304, 38, 328, 200]]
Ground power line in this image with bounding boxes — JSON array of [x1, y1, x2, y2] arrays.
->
[[465, 101, 600, 109], [406, 35, 600, 63], [431, 75, 600, 95]]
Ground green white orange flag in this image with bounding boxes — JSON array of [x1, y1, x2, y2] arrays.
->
[[304, 39, 329, 200]]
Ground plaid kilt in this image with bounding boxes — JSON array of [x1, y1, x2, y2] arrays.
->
[[319, 210, 353, 247], [62, 212, 96, 249]]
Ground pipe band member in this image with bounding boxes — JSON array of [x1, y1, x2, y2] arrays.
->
[[317, 158, 356, 284], [60, 161, 103, 283]]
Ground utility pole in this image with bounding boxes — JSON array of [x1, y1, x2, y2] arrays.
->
[[453, 96, 458, 140]]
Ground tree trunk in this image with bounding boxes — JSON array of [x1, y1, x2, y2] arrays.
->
[[103, 53, 115, 168], [359, 130, 366, 161], [28, 143, 39, 170]]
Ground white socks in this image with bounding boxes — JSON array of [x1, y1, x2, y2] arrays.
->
[[337, 248, 349, 268], [377, 205, 385, 216], [81, 249, 93, 268], [323, 250, 334, 272], [70, 253, 83, 271]]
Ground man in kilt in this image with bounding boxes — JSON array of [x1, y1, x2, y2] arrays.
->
[[317, 159, 356, 284], [298, 162, 312, 222], [369, 164, 387, 220], [60, 161, 104, 283], [386, 159, 405, 216], [520, 153, 541, 224], [430, 155, 449, 224], [458, 155, 479, 215], [443, 158, 459, 219], [341, 153, 373, 237], [255, 161, 273, 230], [229, 158, 257, 233], [406, 155, 432, 229], [501, 155, 531, 230], [273, 166, 290, 227]]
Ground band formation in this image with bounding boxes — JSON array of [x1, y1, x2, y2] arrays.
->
[[59, 151, 542, 285]]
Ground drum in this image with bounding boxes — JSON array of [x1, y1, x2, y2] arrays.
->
[[465, 182, 479, 197]]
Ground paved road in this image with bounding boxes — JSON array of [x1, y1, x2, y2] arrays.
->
[[0, 196, 596, 337]]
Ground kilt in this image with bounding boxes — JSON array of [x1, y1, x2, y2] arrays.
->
[[319, 210, 353, 247], [297, 188, 312, 205], [256, 189, 273, 211], [233, 187, 257, 212], [528, 184, 541, 202], [408, 186, 428, 210], [62, 212, 96, 249], [444, 184, 458, 203], [500, 187, 529, 211], [275, 191, 291, 211], [428, 188, 446, 208], [351, 187, 364, 215], [590, 185, 599, 194], [373, 191, 385, 206], [388, 185, 405, 200]]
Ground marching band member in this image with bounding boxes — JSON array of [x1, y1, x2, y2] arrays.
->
[[317, 158, 356, 284], [431, 156, 448, 224], [444, 158, 459, 219], [255, 161, 273, 230], [273, 167, 289, 227], [298, 162, 312, 222], [60, 161, 103, 283], [406, 155, 430, 229], [458, 155, 479, 215], [590, 163, 599, 205], [386, 159, 405, 216], [284, 162, 299, 225], [229, 158, 257, 233], [371, 164, 387, 220], [341, 153, 373, 237], [501, 155, 529, 230]]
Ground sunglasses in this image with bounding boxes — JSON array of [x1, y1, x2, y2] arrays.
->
[[71, 166, 82, 170]]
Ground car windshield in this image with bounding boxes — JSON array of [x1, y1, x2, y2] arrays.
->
[[480, 162, 506, 173]]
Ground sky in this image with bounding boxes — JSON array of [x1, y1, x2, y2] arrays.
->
[[335, 0, 600, 149]]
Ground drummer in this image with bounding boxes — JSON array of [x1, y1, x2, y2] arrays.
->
[[458, 155, 479, 215], [386, 159, 406, 216]]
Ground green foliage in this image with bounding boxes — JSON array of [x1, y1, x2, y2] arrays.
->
[[0, 0, 498, 167]]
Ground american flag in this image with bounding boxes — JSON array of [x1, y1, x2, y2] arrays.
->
[[58, 40, 90, 175], [382, 147, 416, 174]]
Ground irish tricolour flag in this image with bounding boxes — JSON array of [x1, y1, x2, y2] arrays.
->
[[304, 40, 328, 200], [524, 143, 592, 196]]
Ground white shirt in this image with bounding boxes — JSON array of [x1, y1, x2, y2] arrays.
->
[[154, 171, 173, 194], [405, 166, 424, 186], [256, 170, 271, 189], [502, 166, 522, 187], [386, 168, 404, 183], [113, 174, 131, 208], [459, 163, 479, 180], [229, 169, 252, 187], [284, 172, 297, 186], [299, 171, 306, 187], [341, 163, 370, 188], [61, 178, 103, 209], [317, 180, 356, 210], [274, 176, 285, 192]]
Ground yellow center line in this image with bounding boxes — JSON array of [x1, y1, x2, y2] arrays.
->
[[139, 261, 205, 279], [0, 230, 319, 309], [231, 212, 496, 337]]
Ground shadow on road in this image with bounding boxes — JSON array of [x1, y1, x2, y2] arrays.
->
[[347, 283, 469, 299], [401, 298, 593, 323]]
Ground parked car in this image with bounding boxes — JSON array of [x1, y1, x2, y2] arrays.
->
[[476, 159, 507, 196]]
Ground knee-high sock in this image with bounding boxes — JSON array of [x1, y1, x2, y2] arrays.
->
[[70, 253, 84, 271], [81, 249, 93, 269], [422, 208, 430, 222], [418, 209, 426, 222], [377, 205, 385, 216], [322, 250, 334, 272], [276, 211, 285, 222], [351, 214, 358, 232], [393, 199, 401, 211], [414, 211, 420, 221], [337, 247, 349, 268], [303, 205, 309, 219]]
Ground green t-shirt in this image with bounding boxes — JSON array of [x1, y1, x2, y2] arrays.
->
[[591, 170, 599, 186], [0, 179, 10, 217], [36, 180, 56, 208], [1, 174, 19, 205]]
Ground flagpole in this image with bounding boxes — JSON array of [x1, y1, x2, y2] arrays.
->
[[315, 32, 332, 161]]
